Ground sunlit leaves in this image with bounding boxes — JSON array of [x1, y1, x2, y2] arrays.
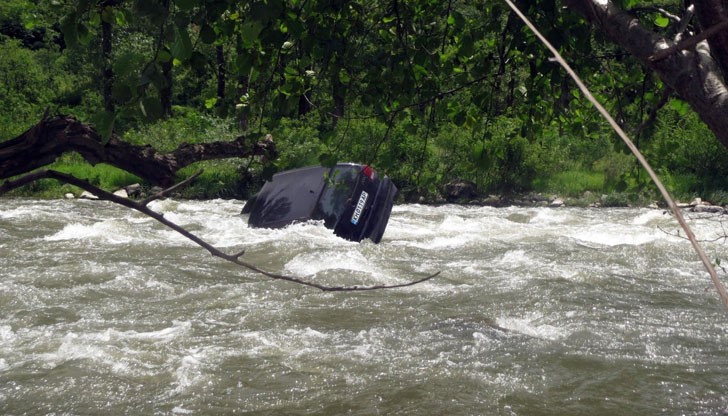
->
[[669, 99, 690, 116], [654, 15, 669, 28]]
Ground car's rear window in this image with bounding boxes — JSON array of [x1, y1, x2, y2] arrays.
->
[[316, 166, 361, 226]]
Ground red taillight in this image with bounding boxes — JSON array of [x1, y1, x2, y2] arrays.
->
[[362, 165, 375, 179]]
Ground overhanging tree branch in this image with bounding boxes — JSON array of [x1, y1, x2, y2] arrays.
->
[[0, 114, 278, 186], [506, 0, 728, 310], [0, 169, 440, 292], [649, 19, 728, 62], [563, 0, 728, 152]]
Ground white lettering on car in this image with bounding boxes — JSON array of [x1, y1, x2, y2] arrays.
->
[[350, 191, 369, 225]]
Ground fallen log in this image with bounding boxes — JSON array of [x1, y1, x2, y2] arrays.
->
[[0, 114, 277, 186]]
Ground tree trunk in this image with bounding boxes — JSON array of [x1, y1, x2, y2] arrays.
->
[[217, 45, 226, 101], [159, 0, 172, 118], [101, 17, 114, 113], [0, 115, 277, 187], [563, 0, 728, 150], [161, 57, 173, 118], [332, 78, 346, 125]]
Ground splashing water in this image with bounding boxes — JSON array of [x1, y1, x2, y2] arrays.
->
[[1, 199, 727, 415]]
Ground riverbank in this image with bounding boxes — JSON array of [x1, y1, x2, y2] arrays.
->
[[40, 179, 728, 216], [4, 163, 727, 212]]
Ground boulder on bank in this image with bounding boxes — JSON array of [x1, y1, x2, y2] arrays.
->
[[692, 204, 726, 214], [80, 191, 98, 200], [125, 183, 142, 198], [443, 179, 478, 202], [113, 188, 128, 198]]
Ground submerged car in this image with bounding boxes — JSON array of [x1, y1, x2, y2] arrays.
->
[[241, 163, 398, 243]]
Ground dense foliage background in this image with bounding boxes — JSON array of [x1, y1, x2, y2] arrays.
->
[[3, 0, 728, 204]]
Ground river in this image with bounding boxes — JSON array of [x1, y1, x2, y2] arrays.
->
[[1, 198, 727, 415]]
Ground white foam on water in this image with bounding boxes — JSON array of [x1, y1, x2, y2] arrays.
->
[[631, 209, 670, 226], [174, 352, 205, 393], [0, 205, 37, 220], [172, 345, 240, 395], [526, 208, 578, 226], [495, 312, 569, 341], [567, 222, 666, 246], [44, 331, 110, 367], [4, 199, 727, 414], [0, 325, 16, 343], [102, 320, 192, 344], [495, 249, 531, 267], [43, 219, 153, 245]]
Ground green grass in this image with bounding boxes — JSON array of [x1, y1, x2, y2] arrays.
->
[[53, 162, 142, 190], [3, 155, 142, 198], [532, 169, 605, 197]]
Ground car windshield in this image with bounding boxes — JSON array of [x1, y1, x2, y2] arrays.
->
[[316, 165, 361, 227]]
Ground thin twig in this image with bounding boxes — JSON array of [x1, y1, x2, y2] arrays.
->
[[1, 169, 439, 292], [630, 6, 681, 24], [649, 19, 728, 62], [140, 170, 204, 206], [505, 0, 728, 309]]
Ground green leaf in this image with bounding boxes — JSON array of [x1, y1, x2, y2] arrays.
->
[[412, 64, 427, 81], [654, 15, 669, 28], [200, 24, 217, 44], [338, 69, 350, 84], [112, 83, 133, 103], [157, 49, 172, 63], [240, 19, 264, 47], [172, 26, 193, 61], [76, 0, 92, 14], [92, 111, 116, 143], [116, 9, 130, 26], [669, 99, 690, 115], [318, 152, 338, 167], [140, 97, 163, 120], [175, 0, 197, 11], [190, 51, 207, 73], [77, 23, 92, 46], [59, 13, 79, 48], [471, 142, 491, 170], [205, 97, 218, 109]]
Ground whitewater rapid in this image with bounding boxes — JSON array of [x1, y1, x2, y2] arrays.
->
[[1, 199, 727, 414]]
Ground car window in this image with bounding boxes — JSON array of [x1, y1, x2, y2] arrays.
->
[[316, 165, 361, 227]]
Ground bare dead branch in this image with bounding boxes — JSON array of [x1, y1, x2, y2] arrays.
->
[[140, 171, 204, 206], [658, 211, 728, 244], [0, 169, 439, 292]]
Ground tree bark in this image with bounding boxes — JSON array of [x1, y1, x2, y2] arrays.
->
[[0, 115, 277, 187], [563, 0, 728, 150]]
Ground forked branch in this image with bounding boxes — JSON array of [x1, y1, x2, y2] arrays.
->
[[0, 169, 439, 291]]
